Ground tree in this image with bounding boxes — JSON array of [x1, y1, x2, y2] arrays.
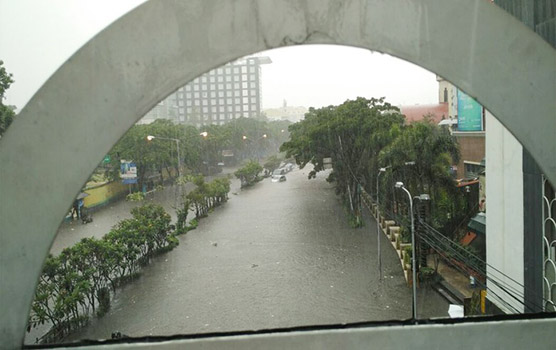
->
[[379, 117, 462, 231], [263, 155, 282, 173], [234, 160, 263, 187], [281, 97, 405, 225], [0, 60, 16, 138]]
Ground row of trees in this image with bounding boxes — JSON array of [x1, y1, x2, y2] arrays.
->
[[281, 97, 464, 234], [177, 176, 232, 231], [28, 204, 178, 343], [103, 117, 291, 188]]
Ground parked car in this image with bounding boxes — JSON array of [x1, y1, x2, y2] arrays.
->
[[285, 163, 294, 172], [271, 168, 287, 182]]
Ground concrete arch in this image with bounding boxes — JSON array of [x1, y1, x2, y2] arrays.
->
[[0, 0, 555, 347]]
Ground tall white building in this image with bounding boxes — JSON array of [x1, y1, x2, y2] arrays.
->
[[139, 56, 271, 126]]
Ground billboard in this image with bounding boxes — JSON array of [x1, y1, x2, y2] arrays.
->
[[457, 89, 483, 131], [120, 160, 137, 184]]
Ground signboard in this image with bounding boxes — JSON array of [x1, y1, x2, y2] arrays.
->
[[457, 89, 483, 131], [102, 155, 111, 164], [120, 160, 137, 184], [222, 150, 234, 157]]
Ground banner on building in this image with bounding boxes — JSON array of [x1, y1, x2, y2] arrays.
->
[[457, 89, 483, 131], [120, 160, 138, 184]]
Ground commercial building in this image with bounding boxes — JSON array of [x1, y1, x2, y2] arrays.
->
[[138, 56, 271, 126], [485, 0, 555, 314]]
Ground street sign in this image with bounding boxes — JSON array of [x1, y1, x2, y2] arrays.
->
[[103, 155, 111, 163], [120, 160, 137, 184]]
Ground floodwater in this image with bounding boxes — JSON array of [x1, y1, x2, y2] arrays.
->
[[46, 167, 447, 343]]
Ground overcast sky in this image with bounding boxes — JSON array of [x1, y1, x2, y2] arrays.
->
[[0, 0, 438, 112]]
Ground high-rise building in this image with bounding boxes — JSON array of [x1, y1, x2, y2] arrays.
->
[[138, 56, 271, 126], [137, 92, 179, 124], [176, 56, 271, 127]]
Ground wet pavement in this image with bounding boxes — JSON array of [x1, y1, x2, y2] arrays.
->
[[41, 166, 448, 343]]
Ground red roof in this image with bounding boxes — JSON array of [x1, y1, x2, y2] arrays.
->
[[400, 103, 449, 124]]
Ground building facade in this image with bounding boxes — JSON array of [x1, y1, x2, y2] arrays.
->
[[486, 0, 556, 314], [138, 56, 271, 126], [138, 92, 179, 124], [178, 56, 271, 126]]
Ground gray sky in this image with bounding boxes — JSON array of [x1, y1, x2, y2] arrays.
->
[[0, 0, 438, 112]]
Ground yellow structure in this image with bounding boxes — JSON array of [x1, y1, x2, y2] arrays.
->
[[83, 181, 129, 209]]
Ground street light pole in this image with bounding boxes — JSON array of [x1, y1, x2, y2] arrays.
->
[[376, 167, 388, 280], [147, 135, 181, 178], [395, 181, 417, 320]]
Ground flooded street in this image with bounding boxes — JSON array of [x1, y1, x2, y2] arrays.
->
[[56, 167, 447, 342]]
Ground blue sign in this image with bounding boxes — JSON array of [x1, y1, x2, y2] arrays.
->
[[120, 160, 137, 184], [457, 90, 483, 131]]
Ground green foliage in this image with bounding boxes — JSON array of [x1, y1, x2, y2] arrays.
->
[[0, 60, 16, 138], [400, 226, 411, 243], [188, 218, 199, 230], [281, 97, 405, 224], [126, 192, 145, 201], [263, 155, 282, 173], [234, 160, 264, 187], [281, 97, 462, 233], [418, 266, 438, 285], [379, 118, 462, 232], [29, 204, 177, 342], [103, 117, 291, 187]]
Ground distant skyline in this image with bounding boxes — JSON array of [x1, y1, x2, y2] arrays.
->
[[0, 0, 438, 113]]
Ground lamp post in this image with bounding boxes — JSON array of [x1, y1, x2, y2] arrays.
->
[[147, 135, 181, 179], [376, 166, 390, 280], [395, 181, 417, 320], [200, 131, 209, 175]]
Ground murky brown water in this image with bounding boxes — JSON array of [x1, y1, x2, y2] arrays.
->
[[37, 167, 447, 344]]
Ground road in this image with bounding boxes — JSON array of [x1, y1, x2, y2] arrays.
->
[[46, 166, 448, 343]]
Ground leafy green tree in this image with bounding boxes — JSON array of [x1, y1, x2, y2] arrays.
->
[[281, 97, 405, 225], [234, 160, 263, 187], [264, 155, 282, 173], [0, 60, 16, 138], [379, 117, 461, 230]]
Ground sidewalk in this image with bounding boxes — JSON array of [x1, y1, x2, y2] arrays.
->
[[428, 255, 477, 304]]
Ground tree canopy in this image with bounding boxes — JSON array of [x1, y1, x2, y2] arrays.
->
[[281, 97, 462, 230], [0, 60, 16, 138]]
